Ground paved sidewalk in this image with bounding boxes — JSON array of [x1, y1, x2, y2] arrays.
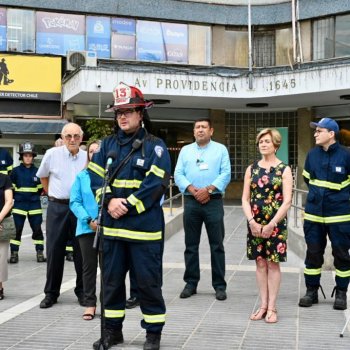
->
[[0, 206, 349, 349]]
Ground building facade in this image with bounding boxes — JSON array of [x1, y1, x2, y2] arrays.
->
[[0, 0, 350, 197]]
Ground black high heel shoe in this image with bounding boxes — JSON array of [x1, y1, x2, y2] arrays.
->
[[0, 288, 4, 300]]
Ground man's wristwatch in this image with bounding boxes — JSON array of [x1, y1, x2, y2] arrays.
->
[[207, 187, 213, 194]]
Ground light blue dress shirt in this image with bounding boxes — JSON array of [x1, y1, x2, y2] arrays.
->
[[174, 140, 231, 194]]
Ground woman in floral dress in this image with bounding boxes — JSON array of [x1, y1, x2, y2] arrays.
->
[[242, 128, 293, 323]]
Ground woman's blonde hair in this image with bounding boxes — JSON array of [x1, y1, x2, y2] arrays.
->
[[256, 128, 282, 150]]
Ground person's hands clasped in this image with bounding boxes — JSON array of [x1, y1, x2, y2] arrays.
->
[[260, 222, 275, 239], [249, 220, 262, 237], [108, 198, 128, 219], [194, 188, 210, 204]]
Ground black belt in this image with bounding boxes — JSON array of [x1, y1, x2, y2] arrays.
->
[[48, 196, 70, 205], [186, 194, 222, 200]]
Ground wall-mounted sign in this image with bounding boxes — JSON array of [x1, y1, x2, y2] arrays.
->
[[0, 54, 61, 100], [111, 18, 136, 35], [86, 16, 111, 58], [36, 11, 85, 55], [0, 8, 6, 51]]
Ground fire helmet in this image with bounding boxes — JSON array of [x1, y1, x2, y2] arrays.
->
[[105, 82, 153, 112], [18, 141, 37, 157]]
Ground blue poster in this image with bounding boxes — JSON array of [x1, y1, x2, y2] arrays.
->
[[111, 18, 136, 35], [136, 21, 165, 62], [0, 27, 6, 51], [86, 16, 111, 58], [36, 33, 84, 55]]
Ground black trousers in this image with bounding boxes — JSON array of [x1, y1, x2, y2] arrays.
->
[[78, 234, 98, 306], [44, 201, 83, 300], [183, 196, 226, 290]]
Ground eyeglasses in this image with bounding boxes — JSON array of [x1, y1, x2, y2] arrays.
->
[[63, 134, 81, 140], [116, 109, 137, 119]]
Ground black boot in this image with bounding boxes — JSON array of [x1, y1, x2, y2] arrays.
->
[[93, 329, 123, 350], [332, 287, 347, 310], [299, 286, 320, 307], [143, 333, 161, 350], [36, 250, 46, 263], [9, 251, 18, 264], [0, 288, 4, 300]]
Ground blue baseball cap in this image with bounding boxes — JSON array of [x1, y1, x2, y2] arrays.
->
[[310, 117, 339, 133]]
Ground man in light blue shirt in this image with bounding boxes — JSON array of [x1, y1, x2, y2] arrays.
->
[[174, 118, 231, 301]]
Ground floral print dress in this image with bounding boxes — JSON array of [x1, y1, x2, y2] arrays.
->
[[247, 161, 288, 262]]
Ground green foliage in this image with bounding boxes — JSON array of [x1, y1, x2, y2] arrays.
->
[[84, 118, 114, 141]]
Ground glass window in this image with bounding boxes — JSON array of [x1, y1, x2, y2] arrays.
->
[[276, 27, 293, 66], [0, 8, 6, 51], [313, 17, 334, 60], [188, 25, 211, 65], [7, 9, 35, 53], [224, 30, 248, 67], [335, 14, 350, 57], [253, 31, 275, 67]]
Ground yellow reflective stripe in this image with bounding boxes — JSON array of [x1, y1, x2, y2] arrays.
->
[[105, 309, 125, 318], [38, 184, 43, 189], [0, 170, 8, 174], [96, 186, 112, 203], [304, 213, 350, 223], [143, 313, 166, 324], [112, 179, 142, 189], [65, 246, 73, 252], [28, 209, 43, 215], [34, 240, 44, 245], [335, 269, 350, 278], [7, 165, 13, 171], [14, 187, 38, 193], [309, 178, 350, 190], [146, 165, 165, 178], [302, 169, 310, 179], [88, 161, 105, 178], [304, 268, 322, 275], [12, 208, 28, 216], [10, 240, 21, 246], [103, 226, 162, 241], [127, 194, 145, 214]]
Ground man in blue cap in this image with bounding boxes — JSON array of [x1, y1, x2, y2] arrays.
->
[[299, 117, 350, 310]]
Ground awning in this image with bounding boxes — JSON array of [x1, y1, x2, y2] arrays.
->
[[0, 119, 68, 135]]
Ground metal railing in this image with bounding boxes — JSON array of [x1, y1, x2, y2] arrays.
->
[[291, 187, 307, 228], [163, 177, 183, 216]]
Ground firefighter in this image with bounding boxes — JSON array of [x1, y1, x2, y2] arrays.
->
[[10, 141, 45, 263], [0, 147, 13, 174], [89, 83, 171, 350], [299, 118, 350, 310]]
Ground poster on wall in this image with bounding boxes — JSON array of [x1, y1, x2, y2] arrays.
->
[[0, 54, 61, 100], [161, 23, 188, 63], [111, 33, 136, 60], [36, 12, 85, 55], [112, 17, 136, 35], [0, 8, 6, 51], [86, 16, 111, 58], [136, 20, 165, 62]]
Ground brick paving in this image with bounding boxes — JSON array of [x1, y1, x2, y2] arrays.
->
[[0, 206, 349, 349]]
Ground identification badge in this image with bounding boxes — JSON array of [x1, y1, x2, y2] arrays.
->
[[136, 158, 145, 167], [199, 163, 209, 170]]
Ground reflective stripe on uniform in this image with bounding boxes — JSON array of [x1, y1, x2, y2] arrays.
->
[[335, 269, 350, 278], [95, 186, 112, 203], [304, 213, 350, 223], [127, 194, 145, 214], [10, 240, 21, 246], [309, 178, 350, 191], [103, 226, 162, 241], [28, 209, 43, 215], [7, 165, 13, 172], [88, 161, 105, 178], [34, 240, 44, 245], [12, 208, 28, 216], [304, 267, 322, 276], [302, 169, 310, 179], [14, 187, 40, 193], [0, 170, 7, 174], [105, 309, 125, 319], [111, 179, 142, 189], [143, 313, 166, 324], [65, 246, 73, 252], [146, 165, 165, 178]]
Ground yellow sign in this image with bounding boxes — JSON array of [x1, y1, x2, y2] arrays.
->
[[0, 54, 61, 100]]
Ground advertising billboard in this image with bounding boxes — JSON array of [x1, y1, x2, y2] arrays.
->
[[0, 54, 61, 100], [86, 16, 111, 58], [36, 12, 85, 55]]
